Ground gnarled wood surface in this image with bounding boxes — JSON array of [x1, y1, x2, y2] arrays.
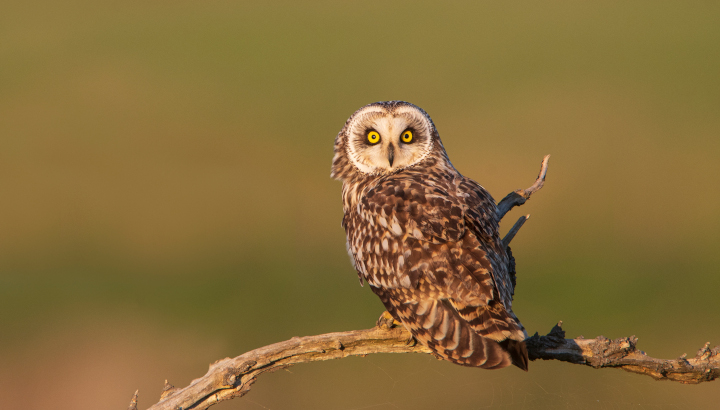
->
[[137, 321, 719, 410], [527, 322, 720, 384]]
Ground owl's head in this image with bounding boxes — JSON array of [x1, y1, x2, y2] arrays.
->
[[331, 101, 447, 180]]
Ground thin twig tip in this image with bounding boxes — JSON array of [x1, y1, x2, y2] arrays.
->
[[128, 390, 139, 410]]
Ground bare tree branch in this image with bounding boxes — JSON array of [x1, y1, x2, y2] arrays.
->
[[139, 322, 719, 410], [144, 324, 429, 410], [496, 154, 550, 220], [132, 155, 717, 409], [502, 214, 529, 248], [527, 322, 720, 384], [127, 390, 138, 410]]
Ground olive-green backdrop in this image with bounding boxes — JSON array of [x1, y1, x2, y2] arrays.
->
[[2, 1, 719, 409]]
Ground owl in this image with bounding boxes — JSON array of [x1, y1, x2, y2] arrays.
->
[[331, 101, 528, 370]]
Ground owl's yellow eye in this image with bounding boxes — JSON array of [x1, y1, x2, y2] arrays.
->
[[401, 130, 413, 143], [367, 131, 380, 144]]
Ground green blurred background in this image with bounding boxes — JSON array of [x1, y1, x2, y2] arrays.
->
[[1, 1, 719, 409]]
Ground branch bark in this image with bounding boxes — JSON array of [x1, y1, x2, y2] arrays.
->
[[131, 155, 718, 410], [502, 214, 529, 249], [139, 322, 719, 410], [526, 322, 720, 384], [496, 154, 550, 220]]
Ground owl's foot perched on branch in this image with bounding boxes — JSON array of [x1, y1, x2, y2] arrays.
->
[[376, 311, 402, 329], [376, 311, 417, 346]]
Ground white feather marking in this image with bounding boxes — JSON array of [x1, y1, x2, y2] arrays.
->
[[415, 299, 431, 316], [378, 217, 388, 228], [381, 238, 388, 251], [434, 309, 451, 340], [446, 321, 461, 350], [412, 228, 424, 239], [422, 301, 438, 329], [461, 331, 475, 358]]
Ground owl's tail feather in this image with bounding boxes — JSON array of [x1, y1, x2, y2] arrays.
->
[[450, 299, 527, 343], [500, 339, 529, 371], [378, 289, 527, 370]]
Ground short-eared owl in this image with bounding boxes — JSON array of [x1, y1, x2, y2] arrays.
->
[[331, 101, 528, 370]]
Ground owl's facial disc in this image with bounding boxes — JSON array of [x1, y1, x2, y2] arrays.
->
[[345, 106, 433, 175]]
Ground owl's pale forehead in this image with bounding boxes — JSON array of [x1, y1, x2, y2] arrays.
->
[[348, 106, 429, 136]]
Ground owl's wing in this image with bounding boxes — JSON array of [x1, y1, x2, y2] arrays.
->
[[456, 176, 516, 309], [453, 176, 526, 339], [359, 175, 528, 370]]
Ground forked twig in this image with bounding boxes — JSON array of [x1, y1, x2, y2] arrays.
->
[[497, 154, 550, 220], [502, 214, 529, 248]]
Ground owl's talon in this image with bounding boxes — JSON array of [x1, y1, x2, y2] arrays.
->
[[376, 311, 401, 329]]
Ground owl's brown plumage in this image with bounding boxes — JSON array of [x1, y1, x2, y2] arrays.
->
[[331, 101, 528, 370]]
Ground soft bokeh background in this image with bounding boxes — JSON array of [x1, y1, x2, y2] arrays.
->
[[2, 1, 719, 409]]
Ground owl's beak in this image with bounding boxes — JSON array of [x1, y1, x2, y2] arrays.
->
[[387, 144, 395, 167]]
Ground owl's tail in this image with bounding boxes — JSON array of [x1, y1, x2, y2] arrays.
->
[[499, 338, 529, 371], [376, 289, 529, 371]]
